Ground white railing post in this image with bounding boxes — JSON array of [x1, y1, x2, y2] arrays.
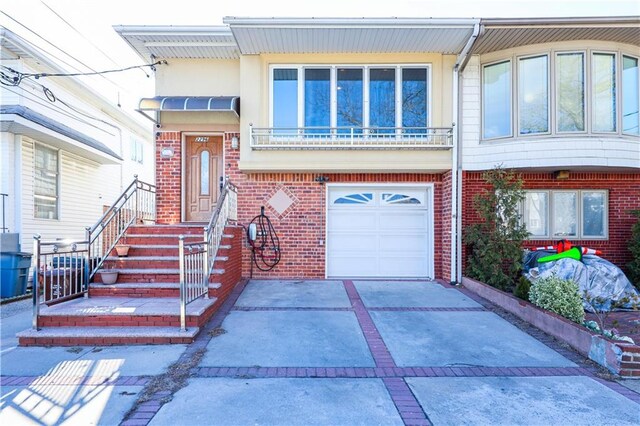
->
[[203, 227, 209, 299], [178, 235, 187, 331]]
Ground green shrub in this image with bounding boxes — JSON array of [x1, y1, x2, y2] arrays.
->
[[627, 209, 640, 290], [464, 167, 529, 290], [513, 276, 531, 300], [529, 275, 585, 323]]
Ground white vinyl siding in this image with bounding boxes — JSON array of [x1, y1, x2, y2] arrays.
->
[[20, 138, 109, 255]]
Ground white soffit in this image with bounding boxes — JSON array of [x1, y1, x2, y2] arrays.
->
[[114, 26, 240, 60], [473, 17, 640, 54], [223, 17, 478, 54]]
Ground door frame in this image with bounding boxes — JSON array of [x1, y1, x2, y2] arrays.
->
[[181, 132, 226, 223], [324, 183, 435, 279]]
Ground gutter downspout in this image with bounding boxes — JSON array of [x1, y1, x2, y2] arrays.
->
[[451, 22, 481, 284]]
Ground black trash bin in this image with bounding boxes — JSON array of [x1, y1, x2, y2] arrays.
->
[[0, 252, 32, 298]]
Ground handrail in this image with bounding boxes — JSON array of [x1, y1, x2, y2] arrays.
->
[[178, 180, 237, 330], [86, 175, 156, 280]]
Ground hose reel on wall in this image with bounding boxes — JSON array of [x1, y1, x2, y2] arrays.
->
[[246, 206, 281, 274]]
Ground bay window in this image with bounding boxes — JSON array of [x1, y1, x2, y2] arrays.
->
[[271, 65, 430, 132], [521, 190, 607, 240], [482, 49, 639, 139]]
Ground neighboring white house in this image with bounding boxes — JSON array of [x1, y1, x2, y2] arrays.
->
[[0, 26, 154, 255]]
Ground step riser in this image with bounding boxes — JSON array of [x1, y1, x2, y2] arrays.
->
[[94, 273, 179, 283], [124, 236, 203, 245], [89, 286, 221, 298], [122, 246, 231, 257], [103, 259, 227, 270], [127, 226, 206, 236], [19, 336, 194, 346], [39, 316, 201, 328]]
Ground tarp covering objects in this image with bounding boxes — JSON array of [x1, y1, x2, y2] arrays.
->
[[524, 251, 640, 312]]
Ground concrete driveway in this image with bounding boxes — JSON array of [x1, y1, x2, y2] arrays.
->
[[147, 280, 639, 425], [2, 280, 639, 425]]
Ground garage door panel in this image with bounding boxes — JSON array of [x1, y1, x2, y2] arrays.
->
[[379, 256, 428, 277], [379, 234, 427, 251], [329, 211, 376, 230], [328, 233, 378, 252], [328, 257, 378, 277], [379, 211, 428, 230]]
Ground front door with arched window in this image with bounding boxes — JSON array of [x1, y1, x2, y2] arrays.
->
[[185, 135, 223, 222]]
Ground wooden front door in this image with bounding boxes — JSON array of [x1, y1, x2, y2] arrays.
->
[[185, 135, 223, 222]]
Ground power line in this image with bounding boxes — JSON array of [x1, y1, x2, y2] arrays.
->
[[39, 1, 124, 69], [2, 85, 116, 135], [0, 10, 145, 92]]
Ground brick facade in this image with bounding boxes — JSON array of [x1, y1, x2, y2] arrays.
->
[[154, 131, 452, 280], [462, 171, 640, 272], [155, 131, 182, 224]]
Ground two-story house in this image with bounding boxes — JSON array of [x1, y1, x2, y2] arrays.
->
[[116, 16, 639, 284], [458, 17, 640, 282], [116, 18, 482, 282], [1, 26, 154, 257]]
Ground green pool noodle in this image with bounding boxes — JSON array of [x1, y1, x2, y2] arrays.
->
[[537, 247, 583, 263]]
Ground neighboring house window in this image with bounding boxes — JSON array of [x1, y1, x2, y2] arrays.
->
[[130, 137, 144, 164], [34, 144, 59, 220], [481, 49, 639, 139], [271, 65, 430, 131], [622, 55, 639, 135], [482, 60, 511, 139], [521, 190, 607, 239]]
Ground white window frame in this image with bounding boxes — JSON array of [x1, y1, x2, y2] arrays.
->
[[590, 50, 619, 135], [621, 54, 640, 136], [481, 58, 514, 141], [269, 64, 432, 130], [516, 53, 551, 137], [33, 143, 60, 220], [521, 189, 608, 240], [480, 47, 640, 142]]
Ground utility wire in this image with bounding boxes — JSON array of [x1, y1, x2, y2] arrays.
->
[[40, 0, 123, 69]]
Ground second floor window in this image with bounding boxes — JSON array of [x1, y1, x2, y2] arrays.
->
[[271, 65, 430, 132], [482, 50, 639, 140]]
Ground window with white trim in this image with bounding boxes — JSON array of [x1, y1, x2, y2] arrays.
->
[[481, 50, 640, 140], [34, 144, 59, 220], [521, 190, 608, 239], [271, 65, 430, 131], [130, 137, 144, 164]]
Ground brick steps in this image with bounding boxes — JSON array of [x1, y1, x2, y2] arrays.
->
[[18, 224, 243, 346], [89, 282, 222, 298], [18, 326, 199, 346]]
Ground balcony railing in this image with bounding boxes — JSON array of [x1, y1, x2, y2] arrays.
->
[[249, 126, 453, 150]]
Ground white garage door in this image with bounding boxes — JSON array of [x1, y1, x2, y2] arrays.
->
[[327, 186, 433, 278]]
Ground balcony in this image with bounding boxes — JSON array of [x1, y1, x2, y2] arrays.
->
[[249, 126, 453, 150]]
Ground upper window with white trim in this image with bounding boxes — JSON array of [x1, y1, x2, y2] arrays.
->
[[521, 189, 608, 240], [34, 144, 59, 220], [271, 65, 430, 132], [482, 50, 640, 140]]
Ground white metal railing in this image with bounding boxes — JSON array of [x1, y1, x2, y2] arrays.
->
[[86, 176, 156, 280], [178, 180, 237, 331], [250, 125, 453, 150]]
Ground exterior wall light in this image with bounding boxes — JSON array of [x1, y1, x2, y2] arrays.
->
[[231, 136, 239, 149]]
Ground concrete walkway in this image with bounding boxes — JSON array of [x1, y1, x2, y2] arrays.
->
[[2, 280, 639, 425]]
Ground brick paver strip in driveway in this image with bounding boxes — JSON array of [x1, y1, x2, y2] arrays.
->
[[407, 376, 640, 425]]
